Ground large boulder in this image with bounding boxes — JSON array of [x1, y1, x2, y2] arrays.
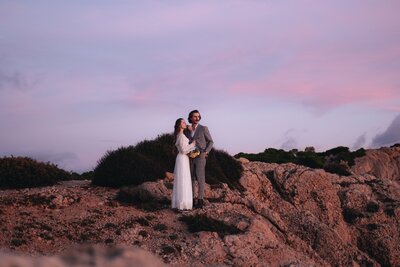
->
[[352, 147, 400, 182]]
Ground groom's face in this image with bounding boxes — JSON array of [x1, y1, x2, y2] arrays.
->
[[191, 113, 201, 124]]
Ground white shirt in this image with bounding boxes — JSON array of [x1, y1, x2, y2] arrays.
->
[[191, 124, 198, 138]]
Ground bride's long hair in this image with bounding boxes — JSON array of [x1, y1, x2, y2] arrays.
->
[[174, 118, 184, 140]]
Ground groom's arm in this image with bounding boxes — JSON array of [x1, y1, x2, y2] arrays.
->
[[203, 126, 214, 154], [183, 128, 192, 142]]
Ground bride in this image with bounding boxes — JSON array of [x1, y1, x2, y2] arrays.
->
[[171, 118, 196, 210]]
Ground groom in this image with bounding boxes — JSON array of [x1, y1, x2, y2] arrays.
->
[[184, 110, 214, 209]]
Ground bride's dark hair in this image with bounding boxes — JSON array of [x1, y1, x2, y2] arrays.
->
[[172, 118, 184, 154], [174, 118, 184, 138]]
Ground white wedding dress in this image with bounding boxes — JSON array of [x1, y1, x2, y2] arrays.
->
[[171, 133, 196, 210]]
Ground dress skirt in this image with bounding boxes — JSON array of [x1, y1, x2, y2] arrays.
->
[[171, 153, 193, 210]]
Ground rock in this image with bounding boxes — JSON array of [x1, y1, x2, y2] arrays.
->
[[237, 157, 250, 164], [0, 246, 166, 267], [196, 232, 226, 264], [352, 147, 400, 182], [1, 147, 399, 267], [164, 172, 174, 181], [118, 180, 171, 203]]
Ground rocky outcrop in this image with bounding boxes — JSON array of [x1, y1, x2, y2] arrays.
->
[[352, 146, 400, 182], [0, 148, 399, 266]]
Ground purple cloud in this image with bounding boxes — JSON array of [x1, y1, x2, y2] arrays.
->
[[372, 114, 400, 147], [1, 1, 400, 171], [352, 133, 366, 150]]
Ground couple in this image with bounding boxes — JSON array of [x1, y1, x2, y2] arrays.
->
[[171, 110, 214, 210]]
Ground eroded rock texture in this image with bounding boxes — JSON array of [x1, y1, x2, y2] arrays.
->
[[0, 147, 399, 266]]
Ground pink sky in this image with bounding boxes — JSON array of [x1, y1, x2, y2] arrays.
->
[[0, 1, 399, 172]]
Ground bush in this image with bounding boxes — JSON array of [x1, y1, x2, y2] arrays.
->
[[321, 147, 365, 167], [134, 134, 176, 173], [323, 161, 351, 176], [80, 170, 94, 180], [206, 149, 244, 191], [235, 146, 366, 176], [296, 151, 324, 169], [92, 133, 243, 190], [93, 146, 165, 188], [236, 148, 295, 164], [0, 156, 71, 189], [235, 149, 323, 169]]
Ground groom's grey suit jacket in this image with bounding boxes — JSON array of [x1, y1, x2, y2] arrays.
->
[[185, 124, 213, 153]]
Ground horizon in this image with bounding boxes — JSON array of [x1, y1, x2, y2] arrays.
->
[[1, 1, 400, 172], [1, 136, 396, 175]]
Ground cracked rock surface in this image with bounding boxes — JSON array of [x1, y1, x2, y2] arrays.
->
[[0, 147, 399, 266]]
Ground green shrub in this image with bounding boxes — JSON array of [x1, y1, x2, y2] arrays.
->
[[134, 134, 176, 173], [321, 146, 365, 167], [92, 133, 243, 190], [79, 170, 94, 180], [323, 146, 350, 155], [206, 149, 244, 191], [323, 162, 351, 176], [236, 148, 295, 164], [349, 148, 366, 166], [0, 156, 71, 189], [235, 146, 366, 176], [296, 151, 324, 169], [93, 146, 165, 188]]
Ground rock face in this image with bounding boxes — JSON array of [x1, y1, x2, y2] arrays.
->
[[352, 146, 400, 182], [0, 147, 399, 266]]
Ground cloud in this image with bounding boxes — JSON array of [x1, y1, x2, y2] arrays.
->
[[0, 70, 29, 91], [280, 129, 298, 150], [352, 133, 366, 150], [2, 1, 399, 113], [1, 0, 399, 172], [371, 114, 400, 147], [227, 43, 400, 113], [281, 137, 297, 151]]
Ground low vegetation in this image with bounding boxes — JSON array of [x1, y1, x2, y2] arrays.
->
[[235, 146, 366, 176], [92, 133, 244, 190], [0, 156, 72, 189]]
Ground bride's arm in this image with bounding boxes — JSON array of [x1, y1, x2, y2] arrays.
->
[[177, 135, 196, 154]]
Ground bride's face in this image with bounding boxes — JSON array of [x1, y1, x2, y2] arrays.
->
[[180, 120, 186, 130]]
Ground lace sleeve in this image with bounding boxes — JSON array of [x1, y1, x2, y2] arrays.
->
[[176, 135, 196, 154]]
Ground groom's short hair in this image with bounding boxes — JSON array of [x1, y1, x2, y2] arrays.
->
[[188, 110, 201, 123]]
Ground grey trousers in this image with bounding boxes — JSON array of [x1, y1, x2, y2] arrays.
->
[[191, 153, 207, 199]]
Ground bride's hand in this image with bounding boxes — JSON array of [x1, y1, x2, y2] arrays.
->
[[192, 140, 196, 146], [187, 125, 193, 131]]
